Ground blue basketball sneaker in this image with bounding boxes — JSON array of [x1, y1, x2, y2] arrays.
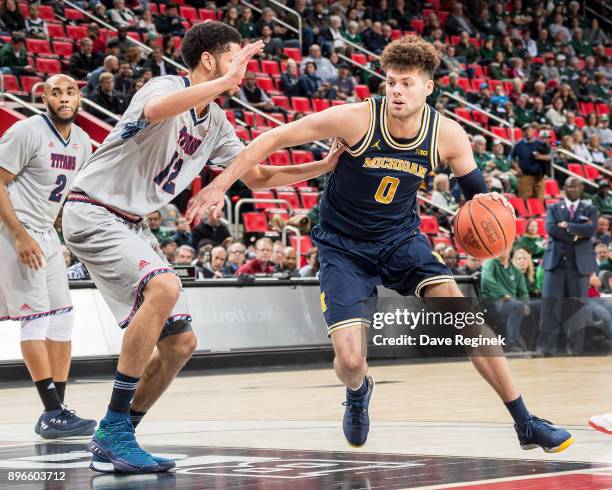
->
[[515, 415, 575, 453], [34, 406, 96, 439], [88, 411, 170, 473], [342, 376, 374, 447]]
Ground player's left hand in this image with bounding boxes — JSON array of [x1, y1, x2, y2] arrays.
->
[[473, 192, 515, 216], [322, 138, 347, 170], [185, 185, 226, 226]]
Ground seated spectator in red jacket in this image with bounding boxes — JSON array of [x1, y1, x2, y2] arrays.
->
[[236, 238, 275, 275]]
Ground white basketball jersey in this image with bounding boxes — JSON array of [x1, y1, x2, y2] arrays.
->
[[71, 75, 245, 216], [0, 114, 91, 232]]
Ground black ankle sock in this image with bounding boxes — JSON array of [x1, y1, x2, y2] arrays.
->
[[130, 409, 147, 429], [348, 377, 368, 396], [34, 378, 62, 412], [108, 371, 140, 413], [505, 395, 530, 426], [54, 381, 66, 404]]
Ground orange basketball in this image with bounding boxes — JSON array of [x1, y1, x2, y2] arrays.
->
[[453, 196, 516, 259]]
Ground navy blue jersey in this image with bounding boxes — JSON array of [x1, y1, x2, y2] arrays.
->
[[319, 97, 441, 241]]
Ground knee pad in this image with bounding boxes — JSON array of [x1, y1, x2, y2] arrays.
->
[[46, 310, 74, 342], [158, 317, 193, 341], [20, 316, 50, 342]]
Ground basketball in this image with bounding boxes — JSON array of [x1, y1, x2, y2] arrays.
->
[[453, 196, 516, 259]]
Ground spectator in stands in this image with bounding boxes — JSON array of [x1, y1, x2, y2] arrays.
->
[[549, 13, 571, 44], [330, 63, 356, 101], [147, 210, 172, 241], [583, 113, 600, 142], [155, 3, 184, 36], [89, 72, 127, 123], [442, 72, 466, 104], [481, 251, 530, 352], [362, 21, 387, 55], [388, 0, 412, 30], [144, 46, 177, 77], [531, 97, 549, 126], [171, 216, 192, 247], [592, 181, 612, 217], [280, 59, 300, 97], [306, 0, 329, 38], [87, 55, 119, 95], [107, 0, 138, 28], [114, 61, 134, 99], [431, 173, 458, 213], [223, 242, 246, 275], [422, 11, 440, 38], [598, 114, 612, 148], [586, 18, 608, 46], [595, 242, 612, 272], [510, 123, 551, 199], [514, 94, 534, 127], [137, 9, 157, 38], [343, 20, 362, 46], [25, 4, 48, 39], [571, 128, 592, 162], [444, 2, 474, 36], [238, 6, 256, 40], [69, 38, 102, 80], [191, 214, 231, 249], [275, 246, 299, 276], [301, 44, 338, 82], [471, 135, 494, 171], [299, 247, 319, 277], [296, 60, 323, 98], [260, 24, 284, 58], [538, 177, 598, 355], [455, 31, 479, 65], [0, 0, 24, 33], [198, 246, 227, 278], [270, 241, 284, 266], [442, 246, 460, 275], [254, 7, 276, 36], [573, 72, 593, 103], [588, 134, 607, 165], [457, 255, 482, 276], [512, 248, 539, 298], [546, 97, 567, 130], [160, 238, 178, 263], [0, 34, 35, 76], [237, 237, 275, 275], [175, 245, 196, 266], [514, 219, 546, 259], [541, 54, 561, 83], [536, 28, 552, 55], [595, 216, 612, 245], [558, 111, 579, 138], [239, 71, 280, 113], [317, 15, 344, 56], [488, 51, 507, 80]]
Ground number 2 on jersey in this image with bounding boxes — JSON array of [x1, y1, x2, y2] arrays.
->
[[154, 151, 183, 195], [48, 174, 67, 203], [374, 176, 399, 204]]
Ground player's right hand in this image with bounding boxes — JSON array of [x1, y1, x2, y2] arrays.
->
[[224, 40, 265, 87], [15, 233, 45, 271]]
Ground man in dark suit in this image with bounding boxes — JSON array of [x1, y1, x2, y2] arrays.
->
[[537, 177, 598, 355]]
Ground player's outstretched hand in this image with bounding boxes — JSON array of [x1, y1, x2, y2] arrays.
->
[[185, 185, 226, 226], [15, 232, 45, 271], [224, 40, 265, 88], [322, 138, 347, 170], [473, 192, 515, 216]]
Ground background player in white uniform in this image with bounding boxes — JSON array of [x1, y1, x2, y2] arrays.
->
[[0, 74, 95, 438], [62, 22, 346, 474]]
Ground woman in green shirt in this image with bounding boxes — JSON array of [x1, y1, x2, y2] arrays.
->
[[513, 219, 546, 259], [512, 247, 540, 297]]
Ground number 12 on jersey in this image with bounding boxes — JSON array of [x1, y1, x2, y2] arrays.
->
[[154, 151, 183, 195], [374, 176, 399, 204]]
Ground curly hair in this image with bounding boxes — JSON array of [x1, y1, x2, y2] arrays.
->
[[380, 35, 440, 79], [181, 21, 242, 70]]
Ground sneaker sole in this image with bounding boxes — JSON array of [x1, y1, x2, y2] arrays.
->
[[343, 376, 375, 448], [39, 422, 96, 440], [90, 457, 175, 473], [589, 420, 612, 435], [521, 436, 575, 453], [89, 439, 162, 474]]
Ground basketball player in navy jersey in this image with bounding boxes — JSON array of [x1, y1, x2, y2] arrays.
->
[[190, 35, 573, 453]]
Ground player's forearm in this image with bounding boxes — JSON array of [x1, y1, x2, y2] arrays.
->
[[0, 184, 28, 240], [143, 76, 233, 124], [247, 160, 332, 191]]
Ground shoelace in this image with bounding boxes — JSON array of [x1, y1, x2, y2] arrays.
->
[[60, 406, 78, 421], [342, 399, 366, 424], [102, 422, 148, 456], [520, 416, 555, 439]]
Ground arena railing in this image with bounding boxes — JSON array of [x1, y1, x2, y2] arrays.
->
[[233, 198, 292, 237], [281, 224, 302, 258]]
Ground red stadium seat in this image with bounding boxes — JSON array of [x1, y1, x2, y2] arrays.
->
[[234, 126, 250, 142], [268, 112, 286, 125], [597, 104, 610, 115], [331, 100, 346, 106], [180, 6, 198, 20], [38, 5, 55, 20], [52, 40, 74, 57], [575, 116, 585, 128], [536, 218, 547, 237], [47, 23, 66, 38], [469, 64, 483, 78], [472, 111, 489, 127], [271, 95, 290, 110], [291, 97, 312, 112], [283, 47, 301, 62], [455, 107, 472, 121], [351, 53, 367, 65], [277, 190, 300, 209], [578, 102, 595, 116], [410, 18, 424, 33], [252, 190, 275, 209], [66, 25, 88, 40], [567, 163, 585, 177], [242, 212, 268, 232], [457, 77, 470, 91], [509, 127, 523, 140], [64, 8, 85, 20], [312, 98, 330, 111], [126, 31, 142, 42], [526, 198, 545, 216], [246, 59, 260, 73], [299, 192, 318, 208], [491, 126, 508, 139], [27, 39, 52, 56], [256, 76, 274, 92], [1, 74, 20, 94], [198, 8, 216, 20], [268, 150, 291, 166], [290, 235, 314, 260], [488, 79, 502, 91], [508, 197, 528, 217], [471, 78, 486, 91], [20, 75, 43, 95], [545, 179, 560, 197], [243, 111, 266, 128], [354, 84, 371, 99], [515, 218, 526, 235], [291, 150, 314, 164], [261, 60, 280, 76], [36, 58, 61, 74], [224, 109, 236, 126], [584, 164, 601, 180], [545, 198, 559, 207], [251, 127, 271, 139], [420, 215, 439, 234]]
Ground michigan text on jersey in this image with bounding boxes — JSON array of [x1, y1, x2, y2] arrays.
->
[[362, 157, 428, 178]]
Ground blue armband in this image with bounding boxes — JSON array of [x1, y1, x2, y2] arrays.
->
[[456, 168, 487, 200]]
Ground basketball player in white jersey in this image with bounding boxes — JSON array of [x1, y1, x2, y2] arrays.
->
[[0, 74, 96, 438], [62, 22, 346, 474]]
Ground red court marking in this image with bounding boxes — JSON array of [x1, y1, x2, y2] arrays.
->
[[450, 473, 612, 489]]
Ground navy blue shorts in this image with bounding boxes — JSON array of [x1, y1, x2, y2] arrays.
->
[[311, 224, 454, 335]]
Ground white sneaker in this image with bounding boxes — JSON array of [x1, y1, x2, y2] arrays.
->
[[589, 413, 612, 435]]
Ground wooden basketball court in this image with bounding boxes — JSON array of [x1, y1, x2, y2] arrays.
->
[[0, 356, 610, 489]]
